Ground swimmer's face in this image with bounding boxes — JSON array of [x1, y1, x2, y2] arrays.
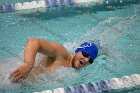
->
[[73, 52, 93, 69]]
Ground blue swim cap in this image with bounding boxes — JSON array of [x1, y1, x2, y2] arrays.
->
[[75, 42, 98, 60]]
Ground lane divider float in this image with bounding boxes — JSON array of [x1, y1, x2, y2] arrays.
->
[[0, 0, 138, 13], [34, 74, 140, 93]]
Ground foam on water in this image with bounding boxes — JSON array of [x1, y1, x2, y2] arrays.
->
[[63, 42, 79, 53], [0, 48, 78, 92], [71, 4, 140, 80]]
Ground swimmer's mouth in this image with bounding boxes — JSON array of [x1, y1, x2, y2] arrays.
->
[[79, 61, 84, 66]]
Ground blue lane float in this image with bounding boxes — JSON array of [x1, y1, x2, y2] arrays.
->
[[5, 4, 15, 12], [98, 80, 111, 92], [88, 82, 100, 93], [0, 5, 6, 13], [67, 86, 75, 93], [75, 84, 89, 93], [0, 0, 139, 13], [34, 74, 140, 93]]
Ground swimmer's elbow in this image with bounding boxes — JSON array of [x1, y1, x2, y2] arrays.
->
[[26, 38, 40, 45], [26, 38, 41, 50], [27, 38, 39, 43]]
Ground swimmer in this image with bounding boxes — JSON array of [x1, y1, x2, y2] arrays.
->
[[9, 38, 98, 83]]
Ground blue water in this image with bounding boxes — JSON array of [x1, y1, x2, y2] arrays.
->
[[0, 1, 140, 93]]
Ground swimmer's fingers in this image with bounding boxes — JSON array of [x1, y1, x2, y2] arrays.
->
[[10, 71, 28, 83], [11, 78, 23, 83], [10, 73, 24, 83], [15, 74, 26, 82], [9, 70, 19, 78], [9, 70, 21, 83], [10, 78, 19, 83], [12, 78, 22, 83]]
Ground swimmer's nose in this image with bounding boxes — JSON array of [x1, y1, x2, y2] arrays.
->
[[84, 57, 90, 63]]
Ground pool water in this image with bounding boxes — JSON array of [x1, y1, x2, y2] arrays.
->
[[0, 1, 140, 93]]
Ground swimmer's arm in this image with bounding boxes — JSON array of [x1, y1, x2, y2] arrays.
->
[[9, 38, 59, 83], [24, 38, 58, 68]]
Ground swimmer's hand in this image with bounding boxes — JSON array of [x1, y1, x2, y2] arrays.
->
[[9, 63, 32, 83]]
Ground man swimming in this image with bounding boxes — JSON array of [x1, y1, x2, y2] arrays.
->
[[9, 38, 98, 83]]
